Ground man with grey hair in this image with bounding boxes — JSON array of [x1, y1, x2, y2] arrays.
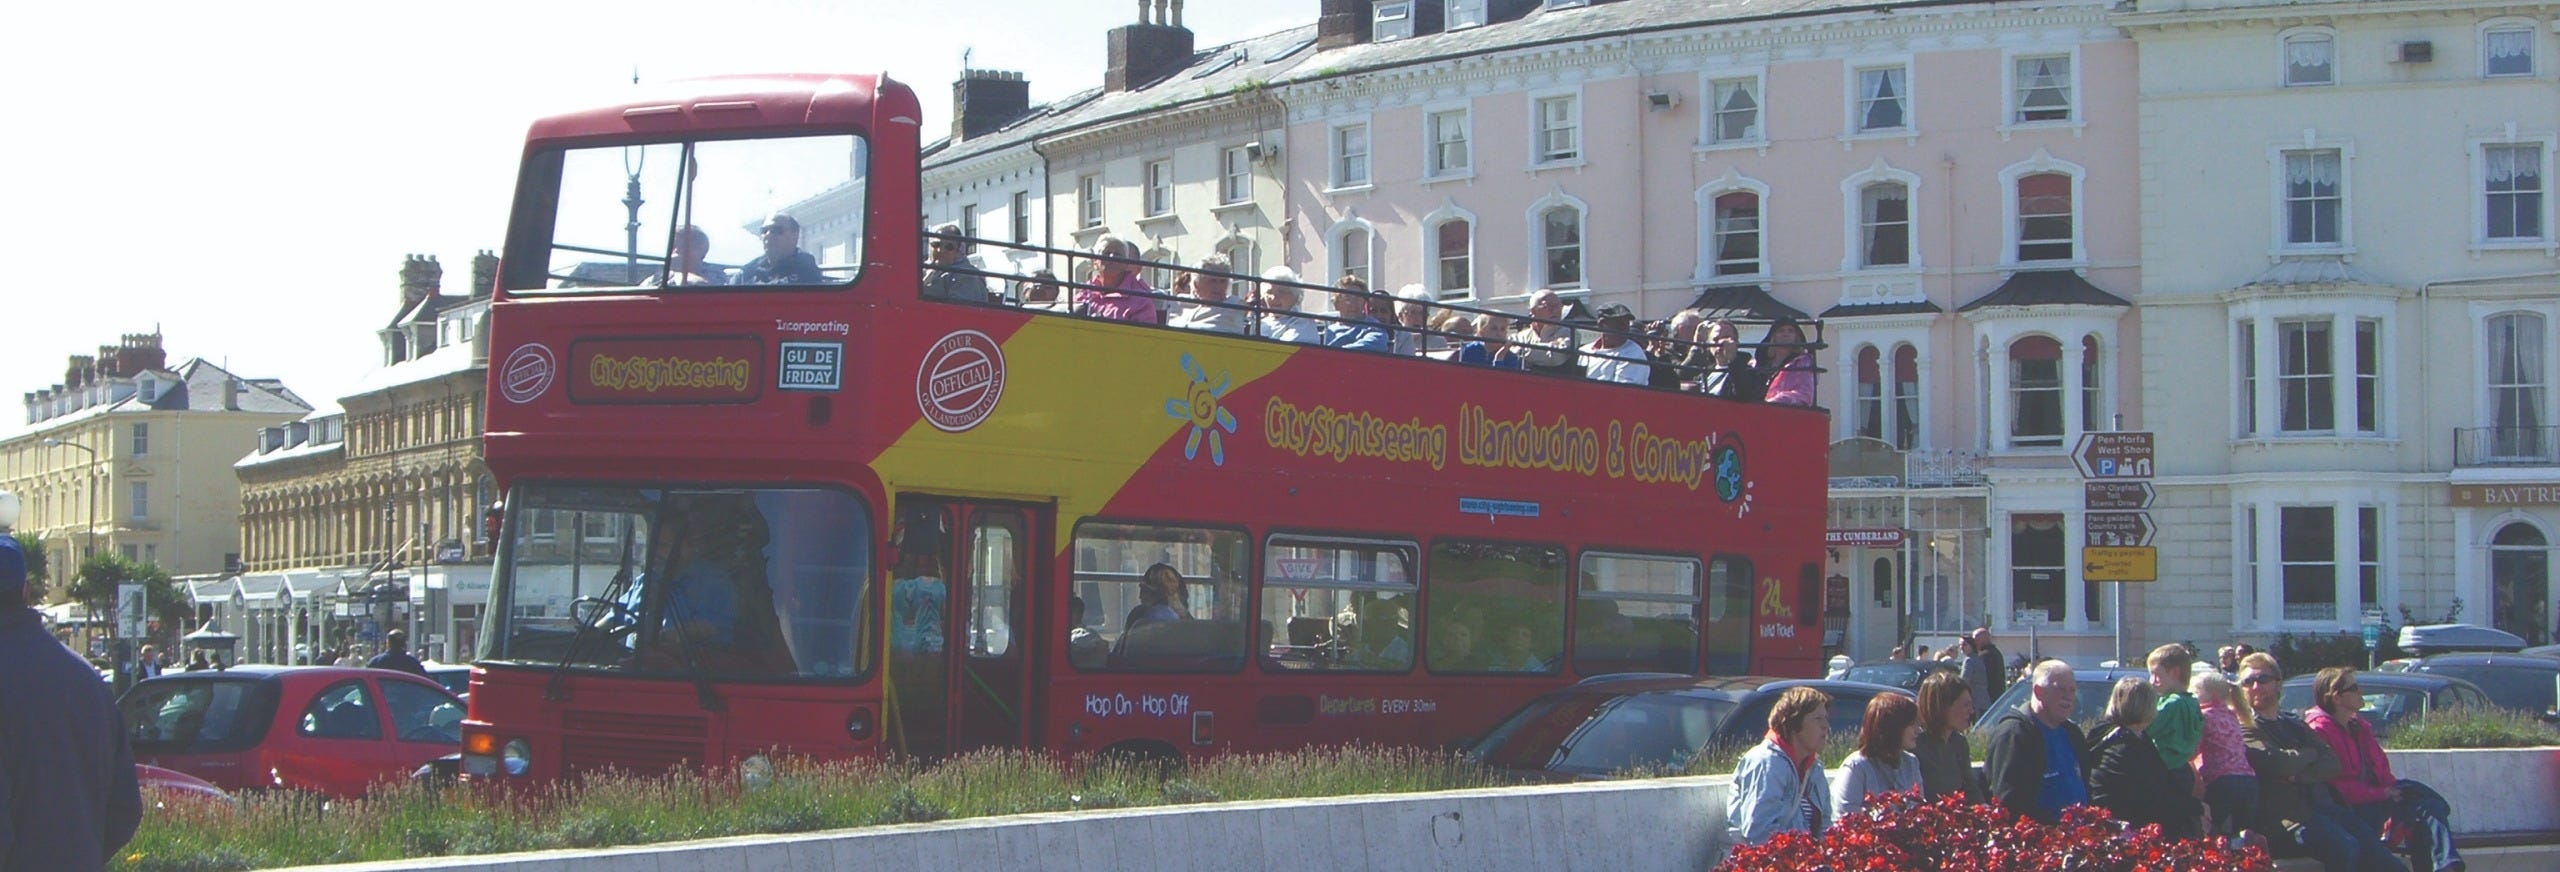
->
[[1508, 289, 1578, 376], [1251, 267, 1320, 343], [1392, 284, 1435, 355], [1168, 254, 1247, 335], [922, 222, 992, 303], [1983, 659, 2089, 824]]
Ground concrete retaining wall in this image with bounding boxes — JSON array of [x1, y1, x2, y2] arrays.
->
[[294, 748, 2560, 872]]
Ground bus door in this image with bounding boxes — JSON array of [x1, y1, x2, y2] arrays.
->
[[885, 497, 1039, 759]]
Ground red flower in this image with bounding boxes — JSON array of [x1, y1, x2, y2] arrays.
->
[[1716, 791, 2272, 872]]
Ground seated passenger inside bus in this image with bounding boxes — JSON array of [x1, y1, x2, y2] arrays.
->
[[1351, 598, 1413, 669], [1066, 596, 1108, 670], [1122, 564, 1189, 631], [640, 497, 794, 673]]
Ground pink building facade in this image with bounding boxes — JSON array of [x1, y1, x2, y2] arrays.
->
[[1276, 0, 2140, 659]]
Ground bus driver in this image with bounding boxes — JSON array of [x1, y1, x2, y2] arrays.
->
[[644, 499, 792, 673]]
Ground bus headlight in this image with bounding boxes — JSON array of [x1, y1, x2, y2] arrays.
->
[[501, 739, 532, 777], [739, 754, 774, 791]]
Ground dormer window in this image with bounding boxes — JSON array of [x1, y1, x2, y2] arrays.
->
[[1446, 0, 1486, 29], [1374, 2, 1412, 42]]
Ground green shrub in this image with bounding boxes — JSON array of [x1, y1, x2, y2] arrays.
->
[[116, 746, 1498, 870], [2383, 706, 2560, 750]]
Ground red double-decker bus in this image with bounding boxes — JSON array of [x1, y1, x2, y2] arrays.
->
[[460, 73, 1827, 781]]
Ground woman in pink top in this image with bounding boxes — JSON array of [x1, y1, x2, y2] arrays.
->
[[1075, 235, 1162, 325], [2188, 672, 2258, 840], [2305, 667, 2464, 872], [1759, 317, 1817, 406]]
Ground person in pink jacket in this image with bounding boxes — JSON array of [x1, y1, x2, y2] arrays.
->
[[1075, 235, 1162, 325], [2305, 667, 2463, 872], [1759, 317, 1817, 406]]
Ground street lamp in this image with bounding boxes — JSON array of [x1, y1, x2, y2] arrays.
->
[[40, 437, 98, 561]]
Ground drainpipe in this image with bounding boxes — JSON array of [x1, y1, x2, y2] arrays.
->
[[1031, 139, 1055, 276]]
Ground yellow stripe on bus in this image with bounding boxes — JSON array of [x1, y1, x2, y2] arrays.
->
[[869, 316, 1296, 544]]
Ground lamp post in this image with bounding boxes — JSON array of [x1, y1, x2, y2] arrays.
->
[[40, 437, 98, 561]]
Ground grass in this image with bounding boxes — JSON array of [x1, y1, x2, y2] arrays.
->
[[116, 746, 1503, 872], [2382, 706, 2560, 750]]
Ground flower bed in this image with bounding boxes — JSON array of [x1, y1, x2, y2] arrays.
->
[[1716, 792, 2272, 872]]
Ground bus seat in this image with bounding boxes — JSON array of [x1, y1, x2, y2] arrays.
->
[[1287, 616, 1333, 649], [1111, 619, 1244, 671]]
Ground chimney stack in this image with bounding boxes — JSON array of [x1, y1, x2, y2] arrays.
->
[[1318, 0, 1373, 50], [470, 250, 499, 299], [399, 254, 443, 311], [952, 70, 1033, 143], [1107, 0, 1195, 93]]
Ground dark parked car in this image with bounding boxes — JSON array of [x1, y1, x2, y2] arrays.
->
[[2402, 653, 2560, 722], [1465, 675, 1914, 781], [420, 662, 472, 700], [1971, 666, 2151, 731], [118, 666, 464, 798], [1840, 659, 1961, 692], [2277, 671, 2495, 738], [2518, 643, 2560, 661]]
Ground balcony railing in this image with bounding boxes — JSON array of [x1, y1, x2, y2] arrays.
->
[[2455, 426, 2560, 467], [1905, 449, 1988, 487]]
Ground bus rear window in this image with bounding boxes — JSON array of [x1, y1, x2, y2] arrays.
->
[[510, 133, 868, 292]]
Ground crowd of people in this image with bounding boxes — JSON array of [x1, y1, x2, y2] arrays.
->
[[1739, 637, 2466, 872], [924, 230, 1824, 405]]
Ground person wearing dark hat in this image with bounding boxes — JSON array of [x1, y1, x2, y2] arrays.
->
[[1581, 303, 1651, 385], [0, 535, 142, 871], [735, 212, 827, 284], [922, 222, 992, 303]]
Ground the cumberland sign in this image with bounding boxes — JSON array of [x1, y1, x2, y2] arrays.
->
[[1825, 528, 1905, 548]]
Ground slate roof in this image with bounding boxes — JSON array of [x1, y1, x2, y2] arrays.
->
[[1821, 300, 1944, 318], [1958, 269, 2131, 311], [1686, 284, 1811, 321], [925, 0, 1973, 171]]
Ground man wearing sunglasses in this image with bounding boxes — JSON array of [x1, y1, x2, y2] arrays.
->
[[2238, 654, 2407, 872], [921, 222, 991, 303], [736, 212, 826, 285]]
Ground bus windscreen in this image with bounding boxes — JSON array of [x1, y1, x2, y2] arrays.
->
[[520, 133, 868, 292], [482, 484, 872, 681]]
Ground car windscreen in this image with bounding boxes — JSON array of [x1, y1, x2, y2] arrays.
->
[[1844, 664, 1927, 690], [121, 678, 280, 755], [2416, 664, 2558, 715], [1551, 694, 1735, 776], [483, 484, 873, 681]]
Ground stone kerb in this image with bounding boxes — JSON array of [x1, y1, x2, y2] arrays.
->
[[277, 749, 2556, 872]]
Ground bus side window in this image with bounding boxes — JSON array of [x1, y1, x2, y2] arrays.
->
[[1257, 535, 1418, 674], [1069, 521, 1249, 673], [1573, 552, 1702, 677], [1423, 540, 1566, 675]]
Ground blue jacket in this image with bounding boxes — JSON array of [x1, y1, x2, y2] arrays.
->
[[0, 607, 140, 871], [1318, 317, 1393, 352], [1727, 738, 1831, 847]]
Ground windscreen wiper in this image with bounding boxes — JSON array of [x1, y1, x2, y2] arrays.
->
[[543, 531, 637, 701], [652, 537, 727, 713]]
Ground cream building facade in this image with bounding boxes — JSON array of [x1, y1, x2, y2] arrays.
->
[[0, 333, 308, 585], [221, 254, 496, 664], [2121, 0, 2560, 647]]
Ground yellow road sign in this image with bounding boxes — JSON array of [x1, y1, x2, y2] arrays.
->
[[2083, 546, 2157, 582]]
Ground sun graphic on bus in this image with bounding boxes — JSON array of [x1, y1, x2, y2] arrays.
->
[[1164, 353, 1239, 465]]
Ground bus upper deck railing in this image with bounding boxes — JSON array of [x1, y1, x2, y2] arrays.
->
[[920, 231, 1827, 406]]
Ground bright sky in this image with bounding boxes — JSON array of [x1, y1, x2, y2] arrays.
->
[[5, 0, 1295, 411]]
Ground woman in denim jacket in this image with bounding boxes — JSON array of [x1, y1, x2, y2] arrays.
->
[[1726, 687, 1836, 847]]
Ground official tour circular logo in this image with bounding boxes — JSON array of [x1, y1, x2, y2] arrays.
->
[[916, 330, 1005, 432], [499, 343, 558, 404]]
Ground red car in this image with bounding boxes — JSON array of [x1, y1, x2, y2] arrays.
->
[[136, 763, 232, 811], [118, 666, 463, 798]]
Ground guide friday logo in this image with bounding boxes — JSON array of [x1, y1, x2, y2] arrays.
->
[[499, 343, 557, 404], [916, 330, 1005, 432]]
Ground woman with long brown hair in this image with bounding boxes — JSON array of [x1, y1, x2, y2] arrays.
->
[[1832, 692, 1924, 818], [1912, 669, 1978, 801]]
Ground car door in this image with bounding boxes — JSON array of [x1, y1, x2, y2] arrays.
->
[[377, 676, 465, 769], [273, 678, 395, 796]]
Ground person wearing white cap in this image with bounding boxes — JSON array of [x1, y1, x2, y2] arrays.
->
[[1581, 303, 1651, 384]]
